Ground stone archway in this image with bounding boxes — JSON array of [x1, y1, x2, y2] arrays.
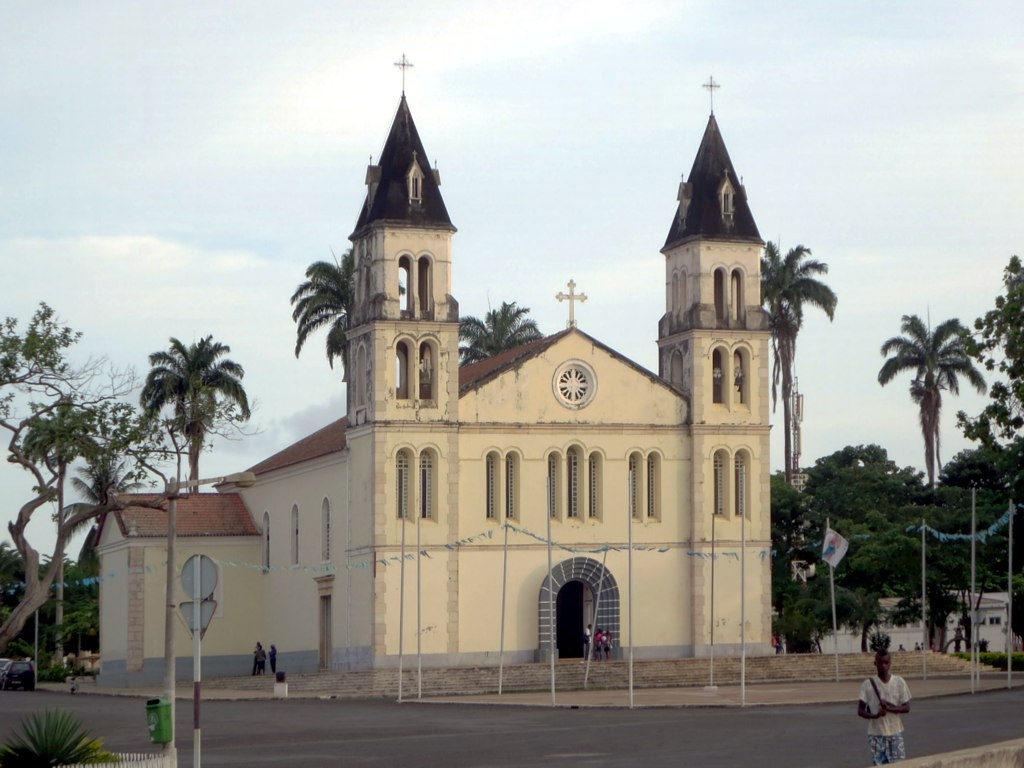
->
[[538, 556, 620, 659]]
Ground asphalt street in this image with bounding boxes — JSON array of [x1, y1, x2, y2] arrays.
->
[[2, 687, 1022, 767]]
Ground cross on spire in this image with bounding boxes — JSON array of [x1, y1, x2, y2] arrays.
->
[[394, 53, 414, 95], [702, 75, 720, 114], [556, 279, 588, 328]]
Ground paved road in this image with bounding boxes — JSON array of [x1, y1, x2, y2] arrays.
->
[[1, 687, 1022, 767]]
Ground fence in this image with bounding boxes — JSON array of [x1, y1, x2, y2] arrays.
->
[[64, 753, 174, 768]]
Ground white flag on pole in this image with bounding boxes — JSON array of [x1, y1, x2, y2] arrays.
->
[[822, 527, 849, 569]]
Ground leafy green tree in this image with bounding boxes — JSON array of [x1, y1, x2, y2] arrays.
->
[[1, 304, 158, 653], [837, 587, 884, 652], [459, 301, 543, 365], [878, 314, 986, 486], [290, 249, 355, 374], [760, 242, 837, 481], [140, 334, 250, 483]]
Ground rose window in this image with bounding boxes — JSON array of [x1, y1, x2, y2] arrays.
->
[[553, 361, 597, 409]]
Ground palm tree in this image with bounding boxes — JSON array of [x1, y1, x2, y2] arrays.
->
[[140, 335, 251, 483], [290, 249, 355, 374], [878, 314, 986, 486], [71, 455, 143, 573], [761, 243, 838, 482], [459, 301, 544, 365]]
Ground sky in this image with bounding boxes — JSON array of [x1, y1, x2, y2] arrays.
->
[[2, 1, 1022, 556]]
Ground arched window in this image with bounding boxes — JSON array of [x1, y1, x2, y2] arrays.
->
[[485, 451, 499, 520], [419, 450, 435, 520], [628, 452, 642, 520], [670, 350, 685, 388], [733, 349, 747, 405], [713, 450, 729, 517], [678, 270, 688, 314], [418, 341, 434, 400], [712, 348, 726, 404], [505, 453, 519, 520], [417, 256, 432, 316], [730, 269, 744, 323], [566, 446, 582, 518], [588, 452, 602, 519], [356, 348, 368, 409], [714, 268, 727, 322], [671, 272, 679, 313], [398, 255, 412, 314], [321, 499, 331, 562], [290, 504, 299, 566], [396, 450, 411, 519], [646, 453, 660, 519], [262, 511, 270, 570], [734, 451, 749, 518], [547, 452, 561, 519], [395, 340, 411, 399]]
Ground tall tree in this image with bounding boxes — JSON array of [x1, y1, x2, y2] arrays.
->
[[290, 249, 355, 374], [140, 335, 250, 483], [458, 301, 543, 365], [878, 314, 986, 486], [2, 304, 155, 653], [760, 243, 838, 482], [959, 255, 1024, 501]]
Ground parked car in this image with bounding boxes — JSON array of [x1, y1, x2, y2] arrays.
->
[[0, 659, 10, 678], [0, 660, 35, 691]]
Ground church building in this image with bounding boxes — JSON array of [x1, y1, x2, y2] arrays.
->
[[96, 95, 772, 685]]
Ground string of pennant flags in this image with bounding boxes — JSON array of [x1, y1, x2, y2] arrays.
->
[[905, 503, 1019, 544], [1, 521, 774, 596]]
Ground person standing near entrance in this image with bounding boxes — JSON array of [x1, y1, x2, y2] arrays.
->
[[582, 624, 593, 661], [269, 644, 278, 674], [858, 634, 911, 764]]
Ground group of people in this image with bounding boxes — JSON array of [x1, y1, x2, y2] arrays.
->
[[251, 642, 278, 675], [582, 624, 613, 661]]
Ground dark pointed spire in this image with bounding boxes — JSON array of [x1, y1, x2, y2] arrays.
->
[[663, 114, 761, 250], [351, 96, 455, 238]]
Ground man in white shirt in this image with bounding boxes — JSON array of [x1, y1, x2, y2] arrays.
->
[[858, 649, 912, 764]]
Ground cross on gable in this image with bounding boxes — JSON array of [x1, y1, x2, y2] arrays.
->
[[394, 53, 414, 94], [555, 279, 588, 328], [702, 76, 720, 114]]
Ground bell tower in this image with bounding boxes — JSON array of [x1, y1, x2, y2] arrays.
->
[[657, 112, 772, 656], [346, 95, 460, 428]]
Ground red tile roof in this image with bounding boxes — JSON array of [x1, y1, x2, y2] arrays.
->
[[248, 417, 348, 476], [106, 493, 258, 538], [458, 331, 569, 394]]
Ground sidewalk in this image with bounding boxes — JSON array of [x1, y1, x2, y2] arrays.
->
[[414, 673, 1022, 708], [42, 672, 1022, 708]]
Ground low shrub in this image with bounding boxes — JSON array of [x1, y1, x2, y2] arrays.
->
[[0, 709, 118, 766], [952, 651, 1024, 671], [36, 664, 96, 683]]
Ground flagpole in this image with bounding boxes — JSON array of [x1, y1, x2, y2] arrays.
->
[[416, 504, 422, 700], [628, 483, 634, 711], [827, 517, 839, 683], [547, 488, 555, 707], [970, 488, 977, 695], [706, 509, 717, 690], [584, 548, 608, 690], [1007, 500, 1014, 691], [398, 512, 406, 703], [498, 522, 509, 696], [922, 517, 928, 680], [740, 502, 746, 707]]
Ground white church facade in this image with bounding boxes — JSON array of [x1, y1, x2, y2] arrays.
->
[[97, 97, 772, 685]]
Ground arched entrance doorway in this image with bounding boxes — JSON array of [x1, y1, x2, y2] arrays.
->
[[538, 556, 619, 661], [555, 581, 594, 658]]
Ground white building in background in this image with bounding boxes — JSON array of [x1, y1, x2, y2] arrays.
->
[[820, 593, 1018, 654]]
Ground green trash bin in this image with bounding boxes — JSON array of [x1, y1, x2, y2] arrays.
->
[[145, 697, 173, 744]]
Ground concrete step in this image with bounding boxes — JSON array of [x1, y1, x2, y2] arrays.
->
[[205, 652, 988, 697]]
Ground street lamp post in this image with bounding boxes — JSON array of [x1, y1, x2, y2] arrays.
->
[[161, 470, 255, 763]]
